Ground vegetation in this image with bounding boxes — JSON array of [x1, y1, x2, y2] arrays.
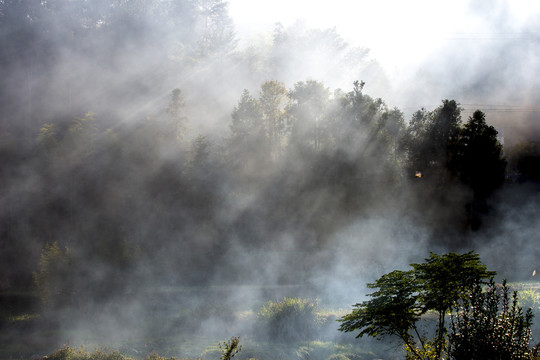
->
[[0, 0, 517, 295], [339, 252, 539, 359], [0, 1, 538, 359], [257, 297, 320, 342], [219, 337, 242, 360], [449, 280, 537, 360], [44, 346, 179, 360]]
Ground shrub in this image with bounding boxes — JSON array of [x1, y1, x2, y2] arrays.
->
[[449, 279, 537, 360], [219, 337, 242, 360], [257, 297, 320, 342]]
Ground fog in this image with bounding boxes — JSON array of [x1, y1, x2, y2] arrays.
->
[[1, 1, 540, 359]]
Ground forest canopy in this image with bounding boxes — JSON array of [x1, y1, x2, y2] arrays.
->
[[0, 0, 536, 308]]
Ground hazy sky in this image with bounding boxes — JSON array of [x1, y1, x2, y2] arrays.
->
[[228, 0, 539, 75]]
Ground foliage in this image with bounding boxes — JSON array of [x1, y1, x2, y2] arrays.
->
[[257, 297, 320, 342], [219, 336, 242, 360], [412, 251, 496, 320], [339, 270, 420, 341], [402, 100, 462, 178], [288, 80, 332, 151], [259, 80, 291, 159], [449, 279, 536, 360], [401, 104, 506, 231], [450, 110, 506, 200], [339, 251, 496, 360]]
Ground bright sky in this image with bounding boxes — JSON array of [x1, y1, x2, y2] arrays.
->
[[228, 0, 539, 74]]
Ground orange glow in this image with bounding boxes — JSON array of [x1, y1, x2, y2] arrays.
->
[[415, 171, 422, 178]]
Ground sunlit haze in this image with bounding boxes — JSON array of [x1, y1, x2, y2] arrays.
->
[[2, 0, 540, 358], [229, 0, 539, 74]]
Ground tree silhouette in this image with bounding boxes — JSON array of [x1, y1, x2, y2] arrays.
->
[[451, 110, 506, 200]]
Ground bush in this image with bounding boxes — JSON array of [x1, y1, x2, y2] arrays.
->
[[449, 279, 537, 360], [257, 297, 320, 342], [219, 337, 242, 360]]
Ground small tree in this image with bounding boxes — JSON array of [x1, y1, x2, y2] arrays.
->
[[339, 251, 495, 360]]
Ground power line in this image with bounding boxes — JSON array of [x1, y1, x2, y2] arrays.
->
[[460, 104, 540, 113], [402, 104, 540, 113]]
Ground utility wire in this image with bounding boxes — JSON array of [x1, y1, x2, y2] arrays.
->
[[403, 105, 540, 113]]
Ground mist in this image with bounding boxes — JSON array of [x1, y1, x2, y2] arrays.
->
[[1, 1, 540, 359]]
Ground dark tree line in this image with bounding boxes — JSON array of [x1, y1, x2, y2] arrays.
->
[[3, 79, 507, 300]]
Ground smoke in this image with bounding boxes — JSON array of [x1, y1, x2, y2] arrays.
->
[[1, 1, 540, 359]]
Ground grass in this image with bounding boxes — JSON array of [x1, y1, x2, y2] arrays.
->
[[5, 282, 540, 360], [40, 342, 374, 360]]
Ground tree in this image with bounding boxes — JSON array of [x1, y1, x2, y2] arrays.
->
[[451, 110, 506, 199], [339, 252, 496, 360], [288, 80, 331, 151], [227, 89, 268, 176], [411, 252, 496, 358], [229, 89, 264, 145], [259, 80, 291, 159], [339, 270, 420, 344], [401, 108, 430, 176], [194, 0, 236, 58], [442, 110, 506, 230], [166, 88, 189, 140], [403, 100, 462, 180], [328, 80, 386, 152], [376, 107, 405, 165]]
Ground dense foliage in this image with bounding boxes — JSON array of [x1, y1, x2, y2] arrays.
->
[[449, 280, 536, 360]]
